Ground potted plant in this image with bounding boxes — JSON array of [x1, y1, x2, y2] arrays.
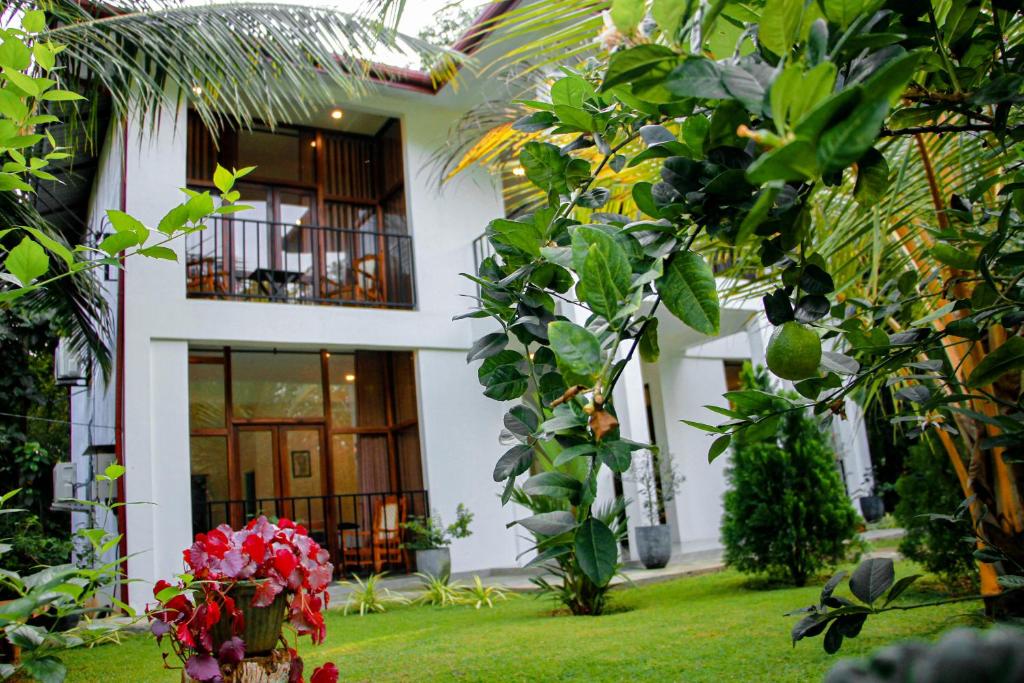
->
[[400, 504, 473, 579], [629, 449, 684, 569], [149, 516, 338, 683], [854, 474, 885, 523]]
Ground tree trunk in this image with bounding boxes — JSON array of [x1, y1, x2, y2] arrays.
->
[[183, 650, 294, 683]]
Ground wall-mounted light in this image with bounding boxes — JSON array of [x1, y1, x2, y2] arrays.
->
[[344, 373, 356, 383], [330, 109, 344, 120], [310, 141, 317, 148]]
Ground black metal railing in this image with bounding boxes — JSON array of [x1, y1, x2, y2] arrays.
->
[[185, 216, 416, 308], [195, 489, 429, 576]]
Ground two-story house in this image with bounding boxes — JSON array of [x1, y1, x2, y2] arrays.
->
[[62, 4, 875, 610]]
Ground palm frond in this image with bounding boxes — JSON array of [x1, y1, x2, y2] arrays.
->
[[41, 1, 455, 138]]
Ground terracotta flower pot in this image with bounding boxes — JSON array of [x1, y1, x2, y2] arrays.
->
[[209, 582, 288, 656]]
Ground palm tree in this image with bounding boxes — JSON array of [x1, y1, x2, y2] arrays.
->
[[2, 0, 449, 370]]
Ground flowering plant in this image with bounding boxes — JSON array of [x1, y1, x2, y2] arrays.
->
[[149, 516, 337, 683]]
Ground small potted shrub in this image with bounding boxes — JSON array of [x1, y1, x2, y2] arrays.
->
[[401, 504, 473, 579], [149, 516, 338, 683], [855, 475, 885, 523], [630, 449, 684, 569]]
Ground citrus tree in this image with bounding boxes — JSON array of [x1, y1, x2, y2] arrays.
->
[[461, 0, 1024, 614]]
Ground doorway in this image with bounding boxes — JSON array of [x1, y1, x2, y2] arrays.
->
[[234, 424, 327, 545]]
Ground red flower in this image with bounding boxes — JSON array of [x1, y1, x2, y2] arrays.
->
[[273, 548, 298, 577], [310, 663, 339, 683], [243, 534, 266, 562]]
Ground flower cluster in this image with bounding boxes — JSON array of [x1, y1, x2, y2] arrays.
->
[[149, 516, 336, 683]]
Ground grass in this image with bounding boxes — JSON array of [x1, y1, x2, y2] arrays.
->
[[62, 562, 982, 682]]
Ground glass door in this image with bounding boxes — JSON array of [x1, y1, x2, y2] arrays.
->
[[278, 426, 327, 545], [233, 425, 327, 542]]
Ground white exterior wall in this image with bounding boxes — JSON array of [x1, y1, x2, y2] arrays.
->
[[84, 88, 513, 609]]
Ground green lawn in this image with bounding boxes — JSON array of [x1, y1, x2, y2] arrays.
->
[[62, 563, 981, 682]]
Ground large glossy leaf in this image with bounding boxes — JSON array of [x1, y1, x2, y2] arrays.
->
[[657, 251, 720, 335], [817, 96, 890, 174], [610, 0, 645, 34], [580, 238, 631, 319], [759, 0, 803, 56], [548, 321, 603, 384], [849, 557, 894, 605], [574, 517, 618, 586], [467, 332, 509, 362], [483, 364, 529, 401], [493, 444, 533, 482], [966, 337, 1024, 388], [516, 511, 576, 536], [853, 147, 889, 205], [601, 44, 679, 91], [522, 471, 582, 499]]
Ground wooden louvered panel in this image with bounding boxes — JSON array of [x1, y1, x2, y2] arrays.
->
[[323, 202, 377, 232], [186, 110, 218, 183], [322, 134, 378, 201]]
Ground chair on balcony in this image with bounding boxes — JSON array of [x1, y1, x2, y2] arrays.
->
[[186, 256, 229, 294], [340, 495, 409, 573], [353, 253, 385, 303]]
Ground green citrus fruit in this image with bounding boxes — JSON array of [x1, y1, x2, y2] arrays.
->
[[765, 322, 821, 381]]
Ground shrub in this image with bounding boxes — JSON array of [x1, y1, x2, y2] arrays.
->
[[401, 504, 473, 551], [894, 437, 977, 587], [721, 365, 859, 586]]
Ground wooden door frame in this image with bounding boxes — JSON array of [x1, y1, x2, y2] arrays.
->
[[231, 423, 327, 528]]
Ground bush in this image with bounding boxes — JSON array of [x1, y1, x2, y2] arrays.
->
[[720, 364, 859, 586], [894, 437, 977, 587]]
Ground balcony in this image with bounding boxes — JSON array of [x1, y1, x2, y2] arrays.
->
[[185, 216, 416, 308]]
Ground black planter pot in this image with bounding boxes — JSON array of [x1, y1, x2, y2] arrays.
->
[[859, 495, 885, 523], [635, 525, 672, 569]]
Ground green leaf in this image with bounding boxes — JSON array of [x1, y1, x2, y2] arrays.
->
[[22, 10, 47, 33], [2, 67, 39, 96], [20, 656, 66, 683], [516, 512, 576, 536], [929, 244, 976, 270], [665, 57, 728, 99], [816, 96, 890, 175], [966, 337, 1024, 388], [106, 209, 149, 240], [708, 434, 731, 462], [553, 443, 597, 466], [520, 142, 569, 194], [493, 444, 533, 481], [20, 226, 73, 266], [478, 350, 524, 386], [651, 0, 690, 41], [848, 557, 894, 605], [523, 471, 582, 499], [746, 141, 818, 183], [0, 172, 32, 192], [504, 404, 539, 438], [601, 45, 679, 91], [820, 0, 868, 28], [657, 251, 719, 335], [213, 164, 234, 193], [639, 318, 660, 363], [467, 332, 509, 363], [548, 321, 603, 385], [574, 517, 618, 586], [853, 148, 889, 205], [759, 0, 803, 56], [483, 364, 529, 401], [157, 204, 191, 235], [580, 237, 631, 319], [97, 231, 139, 257], [0, 39, 31, 72], [883, 574, 922, 606], [5, 236, 48, 285], [185, 192, 215, 222], [861, 51, 920, 106], [597, 440, 632, 472], [138, 246, 177, 260], [32, 43, 54, 72], [40, 89, 85, 102], [487, 218, 543, 258], [610, 0, 645, 34]]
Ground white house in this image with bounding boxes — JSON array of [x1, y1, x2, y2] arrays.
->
[[63, 5, 875, 610]]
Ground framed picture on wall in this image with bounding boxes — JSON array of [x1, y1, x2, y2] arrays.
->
[[291, 450, 312, 479]]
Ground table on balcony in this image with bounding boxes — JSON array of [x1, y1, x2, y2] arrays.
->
[[246, 267, 305, 300]]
